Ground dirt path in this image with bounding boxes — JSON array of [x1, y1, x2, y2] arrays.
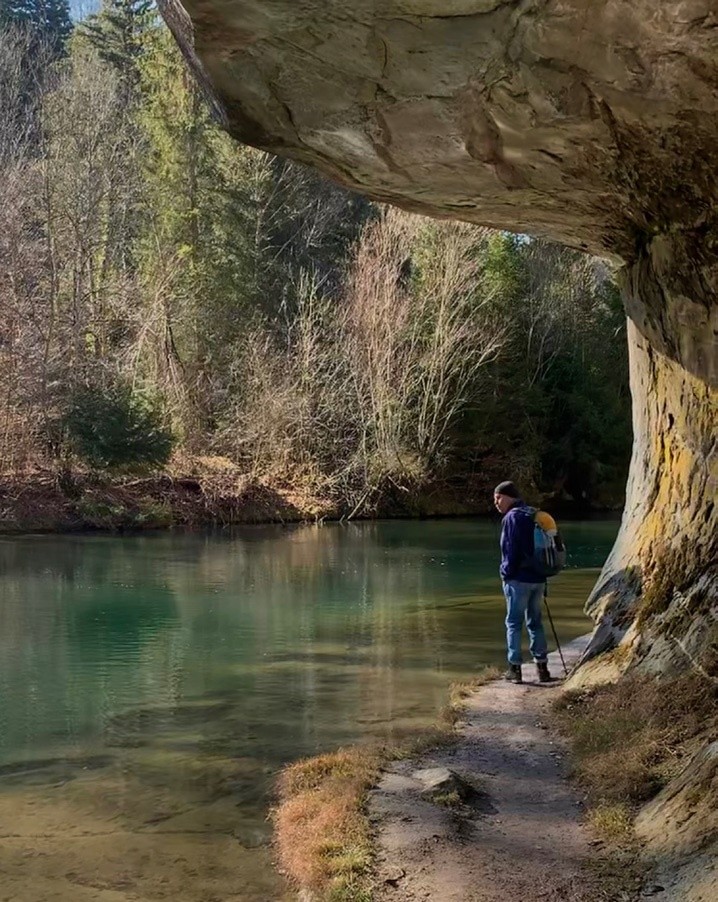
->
[[370, 636, 601, 902]]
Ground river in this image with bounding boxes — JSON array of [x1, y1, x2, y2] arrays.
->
[[0, 518, 617, 900]]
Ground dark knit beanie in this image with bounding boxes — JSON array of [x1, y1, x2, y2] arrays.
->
[[494, 481, 520, 499]]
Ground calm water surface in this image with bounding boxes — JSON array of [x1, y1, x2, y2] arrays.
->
[[0, 519, 617, 900]]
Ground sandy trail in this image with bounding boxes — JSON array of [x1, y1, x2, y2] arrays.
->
[[370, 636, 602, 902]]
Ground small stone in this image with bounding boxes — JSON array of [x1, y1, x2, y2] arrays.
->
[[383, 867, 406, 886], [413, 766, 470, 800]]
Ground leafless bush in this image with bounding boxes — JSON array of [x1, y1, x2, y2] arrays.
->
[[223, 209, 507, 510], [222, 274, 356, 496], [345, 210, 505, 476]]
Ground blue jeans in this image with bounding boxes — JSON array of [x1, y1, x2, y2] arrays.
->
[[503, 580, 548, 665]]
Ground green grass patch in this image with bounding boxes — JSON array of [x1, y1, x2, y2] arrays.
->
[[431, 790, 463, 809]]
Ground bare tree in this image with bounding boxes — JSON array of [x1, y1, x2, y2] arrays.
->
[[224, 208, 507, 512], [0, 26, 53, 470], [41, 44, 141, 378], [342, 209, 507, 502]]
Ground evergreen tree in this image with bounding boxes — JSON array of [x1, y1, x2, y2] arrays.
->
[[135, 26, 266, 439], [0, 0, 72, 54], [79, 0, 153, 102]]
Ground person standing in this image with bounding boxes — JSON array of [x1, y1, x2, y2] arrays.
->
[[493, 481, 551, 684]]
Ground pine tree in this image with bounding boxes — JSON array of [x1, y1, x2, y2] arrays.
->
[[79, 0, 153, 103], [0, 0, 72, 55], [135, 26, 266, 439]]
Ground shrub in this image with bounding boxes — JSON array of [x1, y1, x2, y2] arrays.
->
[[64, 382, 174, 472]]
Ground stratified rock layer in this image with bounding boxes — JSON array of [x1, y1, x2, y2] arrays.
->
[[159, 0, 718, 677]]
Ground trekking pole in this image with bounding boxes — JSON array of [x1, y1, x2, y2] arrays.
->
[[544, 583, 569, 676]]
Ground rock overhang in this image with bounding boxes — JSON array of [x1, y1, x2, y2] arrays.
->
[[159, 0, 718, 260]]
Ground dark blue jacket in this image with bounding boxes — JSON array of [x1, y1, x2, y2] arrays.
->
[[500, 501, 545, 583]]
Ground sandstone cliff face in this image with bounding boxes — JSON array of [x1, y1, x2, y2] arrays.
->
[[158, 0, 718, 679], [581, 235, 717, 681]]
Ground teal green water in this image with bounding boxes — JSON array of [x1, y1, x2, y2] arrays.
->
[[0, 519, 617, 900]]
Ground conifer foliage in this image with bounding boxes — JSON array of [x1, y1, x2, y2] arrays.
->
[[79, 0, 152, 99], [0, 0, 71, 54]]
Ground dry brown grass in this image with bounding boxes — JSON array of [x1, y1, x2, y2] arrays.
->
[[273, 666, 499, 900], [552, 671, 717, 809], [587, 801, 635, 844], [275, 747, 382, 900], [552, 672, 717, 901], [274, 737, 451, 900]]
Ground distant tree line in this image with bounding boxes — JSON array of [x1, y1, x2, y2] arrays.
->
[[0, 0, 72, 53], [0, 2, 631, 510]]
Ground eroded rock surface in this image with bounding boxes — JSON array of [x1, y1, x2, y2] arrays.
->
[[159, 0, 718, 678], [161, 1, 718, 257], [635, 740, 718, 901]]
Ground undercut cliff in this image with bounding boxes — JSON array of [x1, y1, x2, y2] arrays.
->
[[157, 0, 718, 677]]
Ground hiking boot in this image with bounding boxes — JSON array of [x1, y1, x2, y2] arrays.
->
[[536, 662, 552, 682], [504, 664, 523, 683]]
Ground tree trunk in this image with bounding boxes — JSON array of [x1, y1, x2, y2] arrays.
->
[[581, 230, 718, 678]]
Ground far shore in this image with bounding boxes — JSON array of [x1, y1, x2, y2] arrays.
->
[[0, 470, 623, 536]]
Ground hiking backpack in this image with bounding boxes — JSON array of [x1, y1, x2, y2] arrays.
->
[[524, 507, 567, 578]]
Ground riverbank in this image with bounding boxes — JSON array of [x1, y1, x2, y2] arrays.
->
[[273, 638, 615, 901], [0, 470, 313, 533], [274, 635, 718, 901], [0, 468, 494, 534], [275, 638, 634, 902], [369, 637, 618, 902], [0, 465, 622, 534]]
